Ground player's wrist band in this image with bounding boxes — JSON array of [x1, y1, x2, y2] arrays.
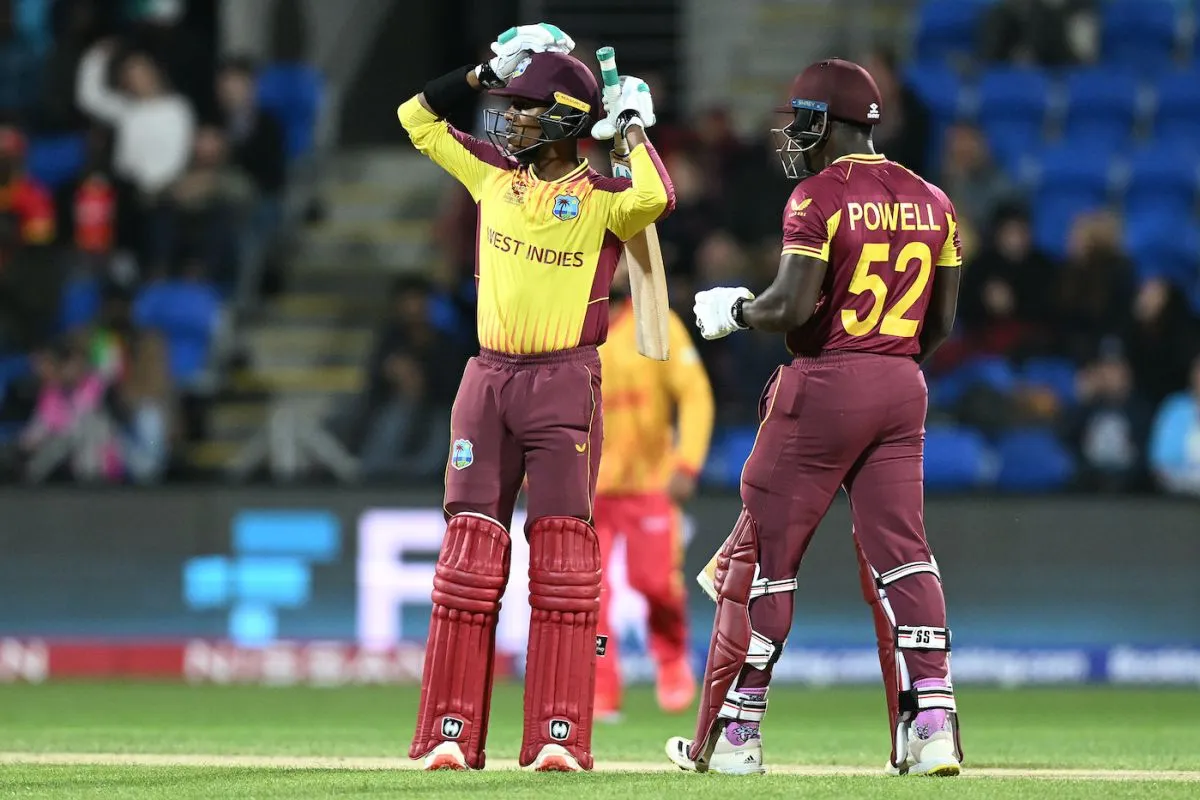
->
[[616, 110, 643, 138], [732, 297, 751, 329], [423, 64, 483, 118]]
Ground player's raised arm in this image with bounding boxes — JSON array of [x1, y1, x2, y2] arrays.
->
[[916, 203, 964, 364], [397, 24, 574, 199], [599, 77, 675, 241]]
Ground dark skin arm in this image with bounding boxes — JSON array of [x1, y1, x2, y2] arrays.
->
[[740, 253, 828, 332], [915, 265, 962, 364]]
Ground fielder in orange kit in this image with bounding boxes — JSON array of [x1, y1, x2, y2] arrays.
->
[[594, 272, 715, 720]]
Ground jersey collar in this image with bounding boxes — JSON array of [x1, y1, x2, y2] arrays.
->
[[528, 159, 590, 184], [832, 153, 885, 165]]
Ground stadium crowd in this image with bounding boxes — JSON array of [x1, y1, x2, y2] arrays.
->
[[0, 0, 294, 483], [369, 0, 1200, 496]]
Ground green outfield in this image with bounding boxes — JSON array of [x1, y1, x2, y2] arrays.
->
[[0, 683, 1198, 798]]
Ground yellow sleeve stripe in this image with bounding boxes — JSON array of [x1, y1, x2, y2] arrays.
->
[[936, 212, 961, 267], [782, 245, 828, 260]]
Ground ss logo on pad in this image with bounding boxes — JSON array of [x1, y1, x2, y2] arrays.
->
[[441, 717, 465, 739], [548, 719, 571, 741]]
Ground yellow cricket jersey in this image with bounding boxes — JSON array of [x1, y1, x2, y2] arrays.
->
[[596, 304, 715, 495], [398, 97, 675, 354]]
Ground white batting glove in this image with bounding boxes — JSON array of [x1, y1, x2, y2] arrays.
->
[[592, 75, 657, 140], [694, 287, 753, 340], [484, 22, 574, 83]]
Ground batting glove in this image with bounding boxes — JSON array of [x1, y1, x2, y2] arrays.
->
[[476, 23, 575, 87], [694, 287, 754, 341], [593, 75, 657, 140]]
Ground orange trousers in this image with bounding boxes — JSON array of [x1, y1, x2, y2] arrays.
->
[[593, 492, 688, 703]]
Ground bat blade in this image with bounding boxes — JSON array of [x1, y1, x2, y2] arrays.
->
[[611, 149, 670, 361]]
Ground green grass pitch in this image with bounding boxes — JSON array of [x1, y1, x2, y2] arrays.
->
[[0, 682, 1197, 798]]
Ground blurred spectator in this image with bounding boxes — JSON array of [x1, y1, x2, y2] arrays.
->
[[938, 123, 1016, 234], [958, 202, 1054, 355], [154, 124, 255, 288], [1066, 339, 1152, 492], [214, 55, 286, 306], [0, 124, 56, 248], [862, 46, 932, 177], [722, 125, 794, 250], [1148, 354, 1200, 496], [1124, 277, 1200, 407], [690, 106, 744, 202], [655, 149, 722, 294], [19, 337, 122, 482], [122, 0, 215, 117], [1052, 210, 1134, 364], [76, 39, 195, 267], [115, 329, 174, 483], [981, 0, 1098, 66], [357, 276, 465, 479]]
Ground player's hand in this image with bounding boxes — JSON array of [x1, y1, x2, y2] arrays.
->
[[593, 75, 656, 140], [693, 287, 753, 340], [478, 23, 574, 87], [667, 469, 697, 504]]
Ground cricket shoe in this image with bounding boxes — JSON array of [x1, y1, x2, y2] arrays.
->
[[665, 724, 765, 775], [422, 741, 470, 770], [885, 711, 961, 777], [527, 744, 584, 772]]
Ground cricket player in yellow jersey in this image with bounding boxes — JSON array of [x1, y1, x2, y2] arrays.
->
[[397, 24, 674, 773], [594, 273, 714, 721]]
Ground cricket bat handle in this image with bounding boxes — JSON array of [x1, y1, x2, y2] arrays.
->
[[595, 46, 631, 166]]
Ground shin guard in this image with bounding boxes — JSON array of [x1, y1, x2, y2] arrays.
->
[[519, 516, 602, 769], [688, 508, 794, 768], [409, 513, 511, 769], [854, 543, 962, 770]]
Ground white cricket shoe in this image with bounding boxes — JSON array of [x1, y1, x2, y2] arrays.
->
[[422, 741, 469, 770], [885, 723, 961, 777], [665, 734, 765, 775], [527, 744, 584, 772]]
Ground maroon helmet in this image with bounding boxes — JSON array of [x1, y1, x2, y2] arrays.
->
[[486, 51, 602, 159], [773, 58, 883, 179]]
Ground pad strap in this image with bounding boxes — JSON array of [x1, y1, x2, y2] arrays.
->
[[745, 630, 782, 670], [877, 561, 940, 587], [721, 688, 768, 722], [896, 625, 952, 652], [749, 576, 798, 599]]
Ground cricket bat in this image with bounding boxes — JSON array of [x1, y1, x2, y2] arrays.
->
[[596, 46, 671, 361]]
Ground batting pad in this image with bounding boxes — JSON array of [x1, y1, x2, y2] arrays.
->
[[520, 516, 601, 770], [409, 513, 511, 770]]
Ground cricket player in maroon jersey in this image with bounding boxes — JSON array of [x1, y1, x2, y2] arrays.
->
[[666, 58, 964, 777], [397, 24, 674, 772]]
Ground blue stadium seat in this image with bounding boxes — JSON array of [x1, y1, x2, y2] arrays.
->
[[57, 275, 102, 332], [132, 281, 222, 386], [912, 0, 990, 66], [1062, 69, 1143, 149], [995, 429, 1074, 491], [700, 426, 757, 489], [904, 62, 964, 120], [1152, 69, 1200, 146], [1020, 357, 1079, 408], [929, 355, 1018, 409], [256, 63, 323, 161], [25, 134, 86, 191], [924, 426, 993, 491], [975, 67, 1054, 172], [1130, 219, 1200, 287], [1101, 0, 1181, 75], [1030, 145, 1115, 256], [1121, 146, 1200, 219]]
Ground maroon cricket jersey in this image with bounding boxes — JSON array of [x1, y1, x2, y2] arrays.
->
[[781, 153, 962, 357]]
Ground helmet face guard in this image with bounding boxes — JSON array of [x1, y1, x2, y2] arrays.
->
[[771, 98, 831, 180], [485, 99, 590, 161]]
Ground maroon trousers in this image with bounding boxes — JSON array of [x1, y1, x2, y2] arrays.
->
[[443, 347, 604, 531], [738, 351, 948, 689]]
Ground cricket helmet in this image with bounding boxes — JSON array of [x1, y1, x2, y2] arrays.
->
[[772, 58, 883, 179], [486, 51, 602, 158]]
